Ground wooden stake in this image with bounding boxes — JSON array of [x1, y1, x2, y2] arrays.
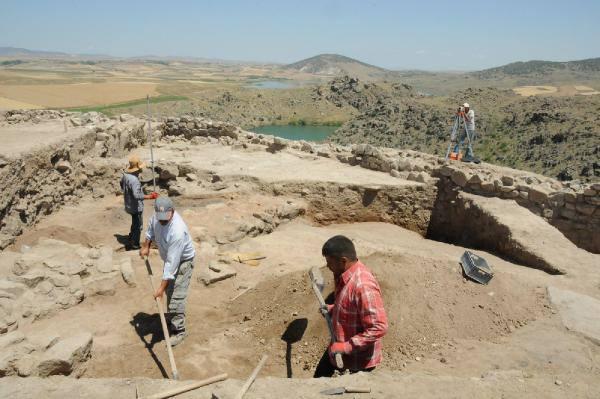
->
[[140, 373, 228, 399], [235, 355, 268, 399]]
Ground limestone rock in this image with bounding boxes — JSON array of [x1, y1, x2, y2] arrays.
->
[[168, 184, 185, 196], [95, 247, 114, 273], [36, 332, 93, 377], [159, 164, 179, 181], [16, 355, 35, 377], [416, 172, 428, 183], [0, 349, 20, 377], [468, 174, 483, 184], [501, 176, 514, 186], [529, 186, 550, 204], [82, 273, 118, 296], [10, 269, 46, 288], [0, 331, 25, 350], [439, 165, 453, 176], [300, 142, 314, 153], [185, 173, 198, 182], [13, 253, 43, 276], [47, 272, 71, 288], [120, 258, 136, 287], [138, 168, 155, 184], [0, 280, 27, 297], [55, 160, 72, 174], [0, 234, 15, 250], [451, 170, 468, 187]]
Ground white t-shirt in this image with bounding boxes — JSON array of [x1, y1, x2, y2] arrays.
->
[[464, 109, 475, 130], [146, 211, 195, 280]]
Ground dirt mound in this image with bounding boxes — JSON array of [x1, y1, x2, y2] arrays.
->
[[16, 226, 96, 248], [231, 251, 549, 376]]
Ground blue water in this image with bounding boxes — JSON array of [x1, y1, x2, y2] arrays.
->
[[251, 124, 339, 142], [246, 80, 297, 89]]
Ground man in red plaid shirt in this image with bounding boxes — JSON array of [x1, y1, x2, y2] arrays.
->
[[314, 235, 388, 377]]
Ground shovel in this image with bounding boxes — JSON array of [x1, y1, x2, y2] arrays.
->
[[320, 386, 371, 395], [144, 256, 179, 380], [309, 266, 343, 369]]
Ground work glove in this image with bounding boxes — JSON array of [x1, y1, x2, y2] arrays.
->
[[329, 341, 352, 355], [149, 192, 159, 199]]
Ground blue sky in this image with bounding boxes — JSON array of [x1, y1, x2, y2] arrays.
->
[[1, 0, 599, 70]]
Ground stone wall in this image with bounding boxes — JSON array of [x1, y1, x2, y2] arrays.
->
[[0, 111, 147, 249], [157, 117, 600, 254]]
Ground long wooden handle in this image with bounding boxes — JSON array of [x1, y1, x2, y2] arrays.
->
[[345, 386, 371, 393], [310, 279, 344, 369], [235, 355, 268, 399], [142, 373, 228, 399], [145, 257, 179, 380]]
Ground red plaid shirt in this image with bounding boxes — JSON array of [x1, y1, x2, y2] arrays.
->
[[330, 260, 388, 370]]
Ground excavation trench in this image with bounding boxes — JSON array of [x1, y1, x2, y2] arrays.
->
[[0, 126, 558, 382], [0, 147, 559, 382]]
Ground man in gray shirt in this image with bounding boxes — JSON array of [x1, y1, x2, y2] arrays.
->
[[140, 197, 195, 346], [120, 154, 157, 250]]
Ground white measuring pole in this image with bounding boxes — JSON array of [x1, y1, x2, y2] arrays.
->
[[146, 95, 157, 193]]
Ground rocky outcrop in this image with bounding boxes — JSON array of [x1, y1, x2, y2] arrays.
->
[[0, 239, 131, 335], [0, 329, 92, 378], [161, 116, 241, 141]]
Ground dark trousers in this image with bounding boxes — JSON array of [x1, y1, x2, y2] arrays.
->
[[313, 349, 375, 378], [129, 212, 143, 248]]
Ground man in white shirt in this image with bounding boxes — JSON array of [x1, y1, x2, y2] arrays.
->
[[453, 102, 476, 159], [462, 102, 476, 157], [140, 197, 195, 346]]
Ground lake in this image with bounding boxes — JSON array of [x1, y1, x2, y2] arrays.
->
[[246, 80, 297, 89], [250, 124, 339, 142]]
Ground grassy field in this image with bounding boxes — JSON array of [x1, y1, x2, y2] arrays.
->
[[68, 95, 188, 115]]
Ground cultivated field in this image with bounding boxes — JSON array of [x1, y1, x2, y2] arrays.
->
[[0, 81, 158, 108], [513, 84, 600, 96]]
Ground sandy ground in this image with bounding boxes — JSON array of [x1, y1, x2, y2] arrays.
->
[[513, 84, 600, 97], [1, 130, 599, 397], [0, 82, 158, 108], [0, 96, 41, 110], [513, 85, 558, 96], [7, 187, 598, 391], [0, 119, 90, 157], [152, 143, 416, 186]]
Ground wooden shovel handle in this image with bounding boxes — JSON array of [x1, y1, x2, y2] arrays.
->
[[345, 386, 371, 393], [145, 257, 179, 380], [334, 353, 344, 369]]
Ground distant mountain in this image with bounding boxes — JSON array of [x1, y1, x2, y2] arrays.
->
[[283, 54, 390, 80], [474, 57, 600, 78], [0, 46, 71, 58]]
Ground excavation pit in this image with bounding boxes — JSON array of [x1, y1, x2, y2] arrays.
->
[[1, 112, 599, 397]]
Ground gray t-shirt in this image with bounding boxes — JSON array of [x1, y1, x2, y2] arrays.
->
[[120, 172, 144, 214]]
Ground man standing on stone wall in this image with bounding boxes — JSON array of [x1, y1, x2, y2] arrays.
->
[[453, 102, 476, 160], [140, 197, 195, 346], [314, 235, 389, 377], [120, 154, 158, 251]]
